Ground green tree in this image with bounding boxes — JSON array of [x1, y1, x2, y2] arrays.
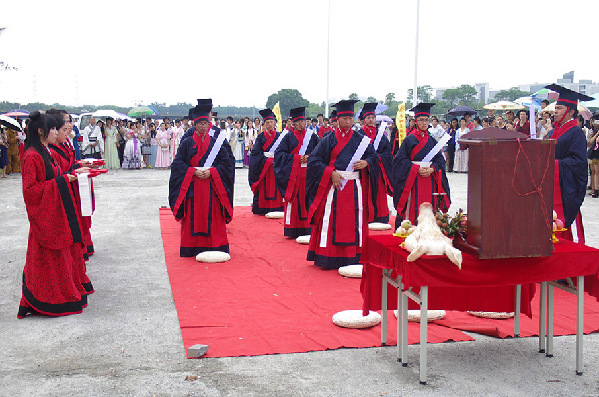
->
[[348, 93, 359, 101], [385, 92, 396, 105], [366, 96, 377, 103], [407, 85, 433, 105], [265, 89, 309, 119], [494, 87, 531, 102], [442, 84, 478, 107], [306, 102, 325, 118]]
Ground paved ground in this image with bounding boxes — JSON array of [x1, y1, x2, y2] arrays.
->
[[1, 168, 598, 397]]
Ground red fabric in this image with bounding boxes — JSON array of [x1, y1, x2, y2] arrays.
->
[[159, 207, 473, 358], [180, 198, 228, 251], [553, 159, 585, 244], [360, 234, 599, 316], [436, 287, 599, 339], [318, 126, 332, 138], [362, 125, 376, 140], [262, 130, 276, 151]]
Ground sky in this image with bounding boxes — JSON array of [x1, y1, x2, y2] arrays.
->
[[0, 0, 598, 109]]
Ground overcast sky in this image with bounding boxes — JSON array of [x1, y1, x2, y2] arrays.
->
[[0, 0, 597, 109]]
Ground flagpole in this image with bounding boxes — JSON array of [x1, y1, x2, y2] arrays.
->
[[413, 0, 420, 107], [326, 0, 331, 117]]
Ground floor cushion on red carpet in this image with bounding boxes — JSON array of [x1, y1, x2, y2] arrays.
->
[[159, 207, 474, 358], [435, 287, 599, 339]]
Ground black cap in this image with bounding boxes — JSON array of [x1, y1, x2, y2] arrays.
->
[[212, 111, 218, 118], [330, 110, 337, 121], [289, 107, 306, 122], [334, 100, 358, 118], [189, 104, 212, 124], [197, 98, 212, 106], [410, 103, 435, 119], [360, 102, 377, 120], [259, 108, 276, 121], [545, 84, 593, 110]]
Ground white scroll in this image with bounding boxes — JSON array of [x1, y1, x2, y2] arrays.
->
[[421, 133, 451, 164], [78, 174, 93, 217], [373, 121, 388, 150], [298, 130, 314, 156], [203, 131, 226, 168], [266, 131, 287, 157], [340, 135, 371, 191]]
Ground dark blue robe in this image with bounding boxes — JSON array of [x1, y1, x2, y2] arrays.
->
[[248, 131, 284, 214]]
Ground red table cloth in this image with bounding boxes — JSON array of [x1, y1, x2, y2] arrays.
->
[[361, 235, 599, 316]]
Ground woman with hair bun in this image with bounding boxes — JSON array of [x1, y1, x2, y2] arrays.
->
[[17, 111, 91, 318]]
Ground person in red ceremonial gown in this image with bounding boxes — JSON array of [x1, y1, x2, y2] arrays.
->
[[169, 103, 235, 257], [248, 108, 284, 215], [47, 109, 94, 298], [392, 103, 450, 229], [545, 84, 592, 243], [18, 111, 92, 318], [306, 100, 379, 269], [273, 107, 320, 238], [359, 102, 393, 225]]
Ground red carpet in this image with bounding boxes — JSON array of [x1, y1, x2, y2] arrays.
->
[[159, 207, 473, 358], [436, 287, 599, 338]]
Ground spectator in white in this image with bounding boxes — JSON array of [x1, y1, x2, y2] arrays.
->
[[81, 116, 104, 159], [428, 116, 445, 142]]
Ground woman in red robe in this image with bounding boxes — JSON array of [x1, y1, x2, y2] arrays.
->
[[18, 111, 91, 318]]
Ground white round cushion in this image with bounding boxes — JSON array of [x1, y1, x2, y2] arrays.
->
[[394, 309, 446, 322], [468, 311, 514, 319], [196, 251, 231, 263], [369, 222, 392, 231], [332, 310, 381, 329], [338, 264, 363, 278], [265, 211, 284, 219], [296, 235, 311, 244]]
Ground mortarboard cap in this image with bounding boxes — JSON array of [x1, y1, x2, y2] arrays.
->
[[289, 107, 306, 122], [259, 108, 276, 121], [189, 104, 212, 124], [409, 102, 435, 119], [197, 98, 212, 106], [545, 84, 593, 110], [334, 100, 358, 118], [360, 102, 377, 120], [212, 111, 218, 118], [330, 110, 337, 121]]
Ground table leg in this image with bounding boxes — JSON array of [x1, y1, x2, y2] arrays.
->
[[576, 275, 584, 375], [539, 282, 546, 353], [514, 284, 521, 337], [397, 279, 402, 362], [401, 288, 408, 367], [381, 270, 389, 346], [419, 286, 428, 385], [546, 283, 554, 357]]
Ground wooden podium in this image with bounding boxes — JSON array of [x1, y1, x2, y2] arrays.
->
[[458, 129, 555, 259]]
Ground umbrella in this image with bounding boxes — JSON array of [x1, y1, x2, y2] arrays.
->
[[543, 102, 593, 120], [92, 109, 126, 119], [447, 105, 477, 116], [581, 93, 599, 108], [0, 115, 22, 131], [376, 114, 393, 123], [514, 96, 541, 109], [3, 109, 30, 117], [127, 106, 157, 117], [483, 101, 525, 110]]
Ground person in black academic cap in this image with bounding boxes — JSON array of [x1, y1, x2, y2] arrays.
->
[[392, 103, 450, 228], [545, 84, 592, 243], [179, 99, 221, 145], [248, 108, 284, 215], [273, 107, 319, 239], [359, 102, 393, 226], [305, 100, 379, 269], [169, 103, 235, 257]]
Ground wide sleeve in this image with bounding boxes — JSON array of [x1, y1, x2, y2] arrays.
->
[[306, 136, 335, 222], [212, 139, 236, 214], [558, 129, 588, 226], [273, 133, 297, 198], [248, 133, 267, 188], [168, 139, 194, 219], [376, 135, 393, 194], [392, 136, 417, 210]]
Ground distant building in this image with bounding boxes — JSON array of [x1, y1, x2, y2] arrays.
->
[[519, 71, 599, 97], [475, 83, 490, 104]]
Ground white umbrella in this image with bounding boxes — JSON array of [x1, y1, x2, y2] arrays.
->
[[543, 102, 592, 120], [0, 114, 23, 131], [92, 109, 126, 119], [483, 101, 525, 110]]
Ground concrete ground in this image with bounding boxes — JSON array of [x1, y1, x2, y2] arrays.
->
[[1, 168, 598, 397]]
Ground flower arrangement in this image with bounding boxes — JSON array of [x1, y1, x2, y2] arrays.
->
[[435, 209, 467, 238]]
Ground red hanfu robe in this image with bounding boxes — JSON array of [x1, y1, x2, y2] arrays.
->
[[392, 129, 450, 229], [248, 130, 284, 215], [306, 128, 379, 269], [362, 125, 393, 223], [273, 129, 319, 238], [169, 131, 235, 257], [18, 148, 91, 318]]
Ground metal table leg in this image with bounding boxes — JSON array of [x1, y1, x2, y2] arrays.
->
[[539, 282, 547, 353], [381, 270, 389, 346], [576, 276, 584, 375], [546, 284, 554, 357], [419, 286, 428, 385], [397, 279, 402, 362], [401, 288, 408, 366], [514, 284, 521, 337]]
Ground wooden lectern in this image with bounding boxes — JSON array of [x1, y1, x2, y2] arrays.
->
[[458, 128, 555, 259]]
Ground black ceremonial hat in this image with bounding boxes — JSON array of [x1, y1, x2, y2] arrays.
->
[[410, 102, 435, 119], [334, 100, 358, 118], [545, 84, 593, 110], [189, 104, 212, 124], [212, 111, 218, 118], [360, 102, 377, 120], [330, 109, 337, 121], [289, 107, 306, 122], [259, 108, 276, 121], [197, 98, 213, 106]]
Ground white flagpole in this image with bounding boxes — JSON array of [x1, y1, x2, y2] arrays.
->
[[413, 0, 420, 107], [326, 0, 331, 117]]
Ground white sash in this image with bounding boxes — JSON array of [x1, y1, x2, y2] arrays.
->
[[298, 130, 313, 156], [198, 132, 226, 170], [78, 174, 93, 216], [265, 131, 286, 157], [421, 133, 450, 164], [373, 121, 387, 150], [340, 135, 370, 191]]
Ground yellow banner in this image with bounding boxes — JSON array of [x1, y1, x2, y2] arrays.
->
[[396, 102, 406, 146], [273, 101, 283, 132]]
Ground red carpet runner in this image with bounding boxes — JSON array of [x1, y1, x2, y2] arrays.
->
[[159, 207, 473, 358]]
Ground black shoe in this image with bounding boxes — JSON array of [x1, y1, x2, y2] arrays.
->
[[592, 190, 599, 198]]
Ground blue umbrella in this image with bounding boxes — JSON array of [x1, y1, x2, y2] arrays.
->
[[447, 106, 477, 116]]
